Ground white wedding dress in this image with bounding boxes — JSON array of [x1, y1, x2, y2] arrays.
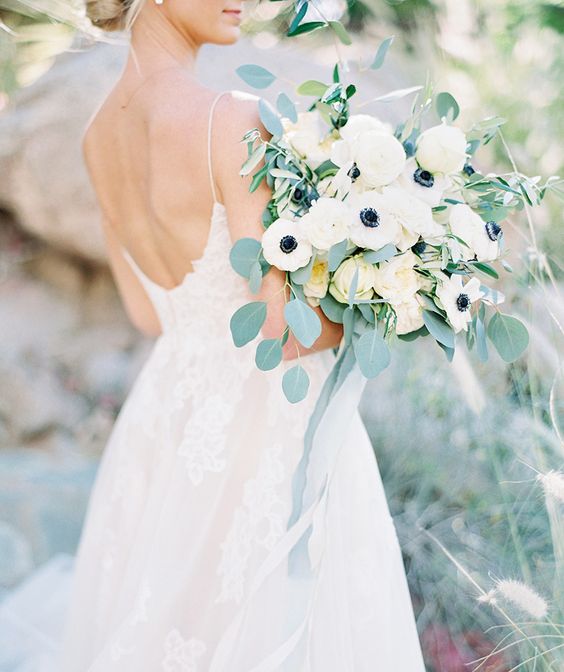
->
[[0, 91, 426, 672]]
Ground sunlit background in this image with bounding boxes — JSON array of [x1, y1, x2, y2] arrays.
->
[[0, 1, 562, 670]]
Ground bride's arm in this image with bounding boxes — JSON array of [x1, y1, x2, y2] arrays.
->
[[216, 97, 343, 361]]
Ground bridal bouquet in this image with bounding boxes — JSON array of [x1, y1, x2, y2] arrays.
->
[[228, 42, 551, 404]]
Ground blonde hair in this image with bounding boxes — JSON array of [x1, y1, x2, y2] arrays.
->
[[86, 0, 146, 32]]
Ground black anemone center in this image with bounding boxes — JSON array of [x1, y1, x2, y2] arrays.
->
[[413, 167, 434, 188], [463, 163, 475, 176], [279, 235, 298, 254], [291, 187, 304, 203], [412, 240, 427, 255], [304, 188, 319, 208], [485, 220, 502, 241], [456, 293, 471, 311], [359, 207, 380, 228], [347, 163, 361, 181]]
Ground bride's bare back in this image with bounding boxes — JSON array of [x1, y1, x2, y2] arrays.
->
[[83, 67, 343, 354]]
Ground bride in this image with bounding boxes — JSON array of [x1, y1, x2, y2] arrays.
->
[[8, 1, 427, 670]]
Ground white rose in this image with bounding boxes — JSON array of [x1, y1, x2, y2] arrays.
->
[[282, 111, 332, 168], [416, 121, 468, 174], [300, 197, 351, 251], [435, 271, 485, 333], [328, 254, 376, 304], [397, 156, 452, 208], [372, 249, 423, 304], [449, 203, 501, 262], [394, 296, 425, 335], [303, 258, 330, 307], [303, 0, 346, 22], [339, 113, 394, 142], [261, 217, 313, 271]]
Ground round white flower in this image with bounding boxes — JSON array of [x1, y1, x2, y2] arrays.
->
[[435, 272, 485, 332], [282, 111, 332, 168], [416, 121, 468, 175], [339, 113, 393, 142], [300, 196, 351, 251], [331, 130, 406, 190], [355, 130, 407, 188], [348, 190, 401, 251], [261, 217, 313, 272], [394, 296, 425, 335], [449, 203, 502, 262], [303, 257, 330, 307], [372, 249, 423, 304], [380, 185, 440, 251], [328, 254, 376, 304], [397, 156, 452, 208]]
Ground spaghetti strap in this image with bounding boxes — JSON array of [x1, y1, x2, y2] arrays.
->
[[207, 91, 228, 205]]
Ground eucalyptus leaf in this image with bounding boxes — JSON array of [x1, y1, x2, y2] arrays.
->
[[358, 302, 375, 324], [343, 305, 355, 346], [259, 98, 283, 137], [363, 244, 397, 264], [436, 91, 460, 122], [236, 64, 276, 89], [370, 35, 394, 70], [284, 298, 322, 348], [229, 238, 262, 278], [422, 309, 455, 349], [230, 301, 267, 347], [347, 266, 360, 307], [297, 80, 329, 97], [319, 293, 346, 323], [353, 328, 391, 378], [328, 238, 349, 271], [255, 338, 283, 371], [249, 260, 263, 294], [282, 364, 310, 403], [276, 92, 298, 122], [290, 255, 315, 284], [487, 312, 529, 362]]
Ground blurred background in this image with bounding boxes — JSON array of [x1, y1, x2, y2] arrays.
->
[[0, 1, 562, 670]]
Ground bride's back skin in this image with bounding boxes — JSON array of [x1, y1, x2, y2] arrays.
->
[[82, 0, 343, 359]]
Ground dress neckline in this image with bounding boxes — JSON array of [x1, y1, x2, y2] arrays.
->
[[120, 201, 227, 294]]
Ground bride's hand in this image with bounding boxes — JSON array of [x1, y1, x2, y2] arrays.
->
[[216, 94, 343, 360]]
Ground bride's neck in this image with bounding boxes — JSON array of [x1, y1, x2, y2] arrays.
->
[[127, 5, 200, 76]]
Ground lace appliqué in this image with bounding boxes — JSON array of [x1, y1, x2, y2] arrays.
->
[[214, 441, 287, 605], [162, 629, 206, 672], [177, 392, 234, 485]]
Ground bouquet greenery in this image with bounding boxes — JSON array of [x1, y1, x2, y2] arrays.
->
[[228, 37, 555, 404]]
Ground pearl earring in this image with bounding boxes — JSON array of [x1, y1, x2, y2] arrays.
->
[[154, 0, 163, 4]]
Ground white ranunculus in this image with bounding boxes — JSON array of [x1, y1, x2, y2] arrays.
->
[[303, 257, 330, 307], [331, 130, 406, 190], [397, 156, 452, 208], [328, 254, 376, 304], [339, 113, 394, 142], [435, 272, 485, 333], [380, 185, 439, 251], [300, 197, 351, 251], [416, 121, 468, 175], [261, 217, 313, 271], [449, 203, 501, 262], [348, 190, 402, 251], [354, 130, 407, 188], [282, 111, 332, 168], [394, 296, 425, 335], [372, 249, 423, 304]]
